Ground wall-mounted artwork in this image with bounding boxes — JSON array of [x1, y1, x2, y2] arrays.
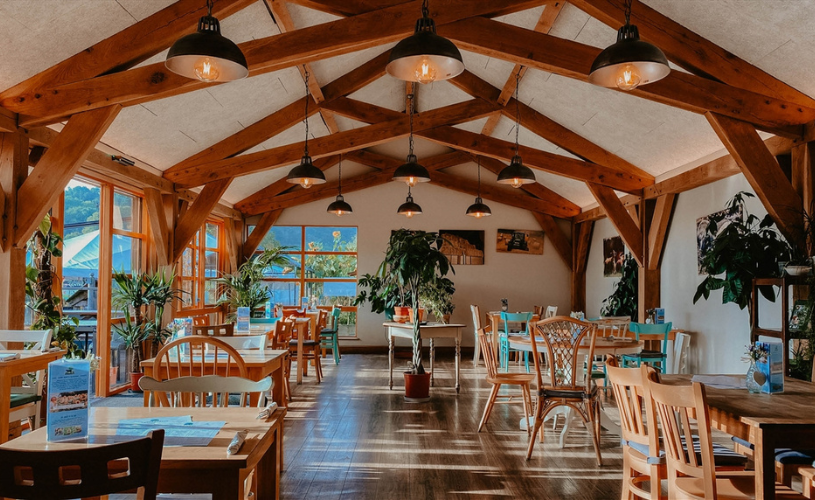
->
[[496, 229, 544, 255], [696, 206, 743, 274], [439, 230, 485, 265], [603, 236, 625, 277]]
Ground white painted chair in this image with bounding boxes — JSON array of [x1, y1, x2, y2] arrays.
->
[[0, 330, 53, 431], [544, 306, 558, 318], [470, 305, 483, 366], [139, 375, 272, 408], [669, 331, 690, 374], [210, 334, 266, 351]]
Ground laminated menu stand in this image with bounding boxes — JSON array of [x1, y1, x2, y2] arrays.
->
[[47, 358, 91, 442]]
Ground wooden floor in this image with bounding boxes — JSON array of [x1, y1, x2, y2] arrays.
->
[[281, 354, 623, 499]]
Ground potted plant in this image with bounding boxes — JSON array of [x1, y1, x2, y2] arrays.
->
[[376, 229, 453, 401], [112, 310, 147, 390], [694, 192, 791, 321], [421, 276, 456, 324], [354, 273, 401, 320], [600, 253, 638, 319], [216, 245, 292, 318]]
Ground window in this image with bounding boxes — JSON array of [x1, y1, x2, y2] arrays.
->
[[178, 220, 223, 309], [255, 225, 358, 336]]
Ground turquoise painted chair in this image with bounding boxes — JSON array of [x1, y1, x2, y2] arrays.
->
[[320, 307, 342, 365], [621, 322, 672, 372], [498, 312, 533, 372], [250, 317, 280, 325]]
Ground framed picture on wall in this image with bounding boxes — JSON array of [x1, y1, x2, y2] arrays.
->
[[696, 205, 743, 274], [603, 236, 625, 277], [496, 229, 544, 255], [439, 230, 485, 265]]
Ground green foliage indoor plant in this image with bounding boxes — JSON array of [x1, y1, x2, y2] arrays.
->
[[354, 273, 401, 320], [216, 245, 292, 317], [421, 276, 456, 324], [600, 253, 638, 319]]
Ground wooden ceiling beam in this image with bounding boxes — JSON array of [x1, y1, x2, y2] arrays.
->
[[14, 106, 121, 247], [144, 187, 171, 267], [587, 182, 644, 266], [3, 0, 543, 125], [532, 212, 572, 270], [569, 0, 815, 109], [172, 178, 233, 261], [243, 210, 282, 260], [438, 17, 815, 131], [0, 108, 16, 134], [167, 99, 498, 187], [647, 193, 676, 271], [285, 0, 542, 17]]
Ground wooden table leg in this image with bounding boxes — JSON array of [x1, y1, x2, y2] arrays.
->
[[455, 336, 461, 394], [255, 428, 280, 500], [754, 426, 775, 500], [210, 470, 242, 500], [430, 338, 435, 387], [296, 324, 304, 385], [271, 360, 285, 407], [388, 333, 394, 390], [0, 367, 11, 444]]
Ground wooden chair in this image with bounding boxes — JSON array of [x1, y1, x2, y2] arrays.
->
[[289, 317, 322, 383], [526, 316, 602, 465], [471, 305, 484, 366], [0, 430, 164, 500], [623, 322, 672, 372], [476, 329, 534, 435], [646, 376, 801, 500], [282, 308, 305, 318], [214, 334, 266, 351], [272, 320, 294, 401], [545, 306, 558, 318], [498, 312, 534, 372], [0, 330, 53, 432], [192, 316, 210, 327], [140, 375, 272, 408], [670, 332, 691, 374], [320, 307, 342, 365], [192, 323, 234, 337]]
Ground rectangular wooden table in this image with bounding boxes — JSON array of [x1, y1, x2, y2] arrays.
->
[[0, 406, 285, 500], [142, 348, 289, 407], [384, 322, 465, 393], [663, 374, 815, 500], [246, 317, 313, 385], [0, 349, 66, 444]]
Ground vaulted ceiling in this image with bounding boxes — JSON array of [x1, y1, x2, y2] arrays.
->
[[1, 0, 812, 217]]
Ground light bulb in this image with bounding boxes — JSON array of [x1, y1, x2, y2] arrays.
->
[[194, 57, 221, 82], [300, 178, 313, 189], [474, 212, 483, 219], [615, 64, 641, 91], [405, 211, 414, 218], [511, 178, 523, 189], [415, 57, 438, 85], [335, 211, 344, 216], [407, 176, 417, 187]]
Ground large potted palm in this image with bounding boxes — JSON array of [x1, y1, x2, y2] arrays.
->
[[376, 229, 453, 401], [215, 245, 293, 317]]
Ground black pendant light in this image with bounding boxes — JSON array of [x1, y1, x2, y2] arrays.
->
[[165, 0, 248, 82], [386, 0, 465, 84], [397, 186, 422, 218], [327, 155, 353, 216], [393, 84, 430, 186], [588, 0, 670, 91], [466, 158, 492, 218], [497, 72, 536, 189], [287, 70, 326, 189]]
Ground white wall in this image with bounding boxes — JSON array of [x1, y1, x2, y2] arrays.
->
[[586, 173, 781, 373], [269, 181, 572, 348]]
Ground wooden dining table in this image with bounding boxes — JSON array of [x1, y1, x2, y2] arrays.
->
[[244, 317, 314, 385], [141, 348, 289, 407], [662, 374, 815, 500], [0, 348, 66, 444], [0, 406, 286, 500], [384, 322, 465, 393]]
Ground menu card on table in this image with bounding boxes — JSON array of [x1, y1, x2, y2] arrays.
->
[[756, 340, 784, 394], [236, 306, 250, 334], [47, 359, 91, 442]]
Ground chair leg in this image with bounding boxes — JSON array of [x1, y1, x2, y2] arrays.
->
[[333, 336, 340, 365], [526, 399, 545, 460], [314, 349, 323, 382], [521, 384, 531, 436], [473, 333, 480, 366], [590, 399, 603, 466], [478, 384, 500, 432], [620, 450, 632, 500]]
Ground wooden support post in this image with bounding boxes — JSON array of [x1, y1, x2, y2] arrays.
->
[[792, 141, 815, 215], [532, 212, 572, 270], [0, 130, 28, 329], [572, 221, 593, 313], [243, 211, 282, 261], [144, 187, 171, 267], [172, 178, 232, 262], [97, 183, 114, 396], [223, 218, 240, 274], [587, 182, 644, 265], [637, 194, 676, 322]]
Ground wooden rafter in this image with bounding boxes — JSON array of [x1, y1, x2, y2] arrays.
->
[[571, 221, 593, 312], [14, 106, 121, 247], [569, 0, 815, 109], [706, 112, 804, 247], [172, 178, 233, 261], [243, 210, 282, 260], [647, 193, 676, 271], [532, 212, 572, 270], [586, 182, 644, 265], [285, 0, 537, 17], [144, 187, 171, 267], [2, 0, 545, 126], [166, 99, 499, 187], [0, 108, 16, 134], [438, 17, 815, 131]]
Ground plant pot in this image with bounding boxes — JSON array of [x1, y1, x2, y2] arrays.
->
[[393, 306, 411, 323], [407, 308, 426, 324], [785, 264, 811, 277], [404, 372, 431, 402], [441, 314, 451, 324], [130, 372, 144, 392]]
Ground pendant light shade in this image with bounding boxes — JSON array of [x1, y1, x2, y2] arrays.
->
[[588, 0, 669, 91], [386, 0, 464, 84], [165, 0, 248, 82], [327, 156, 352, 216], [466, 159, 492, 218], [397, 187, 422, 218], [393, 154, 430, 187], [286, 71, 325, 189], [497, 72, 536, 189]]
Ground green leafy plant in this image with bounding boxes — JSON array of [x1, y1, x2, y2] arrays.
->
[[112, 310, 148, 375], [600, 253, 638, 319], [376, 229, 453, 374], [216, 245, 292, 316], [694, 192, 791, 312], [354, 273, 402, 318], [420, 276, 456, 323]]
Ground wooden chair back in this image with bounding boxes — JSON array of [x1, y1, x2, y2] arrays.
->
[[192, 323, 234, 337], [533, 305, 543, 316], [151, 337, 247, 381], [272, 320, 294, 350], [140, 375, 272, 408], [529, 316, 597, 391], [318, 309, 328, 332], [192, 316, 210, 327], [0, 430, 164, 500], [477, 330, 500, 379], [545, 306, 558, 318], [647, 376, 717, 498], [605, 357, 660, 456], [282, 308, 304, 318], [212, 335, 266, 351], [0, 330, 52, 350]]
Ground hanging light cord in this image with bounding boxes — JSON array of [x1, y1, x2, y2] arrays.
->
[[422, 0, 429, 18], [338, 155, 343, 195], [303, 70, 310, 156], [514, 70, 521, 156], [477, 158, 482, 198], [206, 0, 213, 16], [408, 83, 415, 156], [623, 0, 632, 25], [407, 185, 412, 199]]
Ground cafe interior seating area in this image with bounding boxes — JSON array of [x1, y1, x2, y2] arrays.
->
[[2, 0, 815, 498]]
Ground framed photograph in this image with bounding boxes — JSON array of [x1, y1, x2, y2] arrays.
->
[[439, 230, 485, 265], [790, 300, 809, 332], [697, 206, 743, 274], [496, 229, 544, 255], [603, 236, 625, 277]]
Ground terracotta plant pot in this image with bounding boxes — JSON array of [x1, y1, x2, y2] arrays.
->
[[130, 372, 144, 392], [441, 314, 451, 324], [393, 306, 411, 323], [404, 372, 431, 402], [407, 308, 425, 324]]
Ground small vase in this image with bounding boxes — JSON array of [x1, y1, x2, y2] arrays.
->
[[746, 360, 761, 394]]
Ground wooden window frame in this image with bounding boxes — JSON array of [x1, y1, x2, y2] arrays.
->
[[177, 219, 224, 311]]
